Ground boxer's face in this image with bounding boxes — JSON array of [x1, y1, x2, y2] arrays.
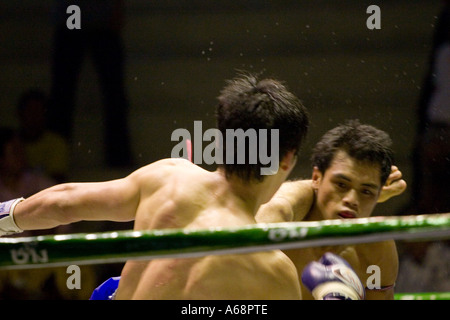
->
[[312, 150, 382, 220]]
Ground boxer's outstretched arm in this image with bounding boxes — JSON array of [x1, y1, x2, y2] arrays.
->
[[13, 174, 141, 231], [0, 159, 183, 236]]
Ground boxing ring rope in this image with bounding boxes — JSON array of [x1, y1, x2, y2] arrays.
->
[[394, 292, 450, 300], [0, 213, 448, 271]]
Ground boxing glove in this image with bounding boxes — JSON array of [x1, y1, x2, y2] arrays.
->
[[90, 276, 121, 300], [301, 252, 365, 300], [0, 198, 24, 237]]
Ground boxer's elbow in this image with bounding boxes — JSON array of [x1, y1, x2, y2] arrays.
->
[[257, 198, 293, 223]]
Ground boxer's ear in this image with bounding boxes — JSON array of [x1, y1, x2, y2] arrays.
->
[[312, 166, 322, 190], [280, 150, 297, 171]]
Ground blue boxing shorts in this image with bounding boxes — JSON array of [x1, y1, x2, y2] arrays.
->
[[90, 276, 121, 300]]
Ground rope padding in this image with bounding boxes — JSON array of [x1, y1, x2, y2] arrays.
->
[[0, 213, 448, 270]]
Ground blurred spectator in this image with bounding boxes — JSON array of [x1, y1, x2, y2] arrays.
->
[[0, 265, 97, 300], [396, 1, 450, 296], [17, 89, 70, 183], [0, 127, 98, 299], [47, 0, 134, 168], [395, 241, 450, 293], [409, 1, 450, 215], [0, 127, 56, 201]]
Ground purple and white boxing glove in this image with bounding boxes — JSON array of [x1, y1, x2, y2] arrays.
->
[[301, 252, 365, 300], [0, 198, 24, 237]]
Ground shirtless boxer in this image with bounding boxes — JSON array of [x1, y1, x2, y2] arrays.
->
[[0, 74, 309, 299], [257, 120, 407, 300]]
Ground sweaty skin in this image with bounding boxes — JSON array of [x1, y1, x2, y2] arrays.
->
[[257, 150, 404, 300], [13, 158, 301, 300]]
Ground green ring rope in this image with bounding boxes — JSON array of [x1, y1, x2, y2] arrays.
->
[[0, 213, 448, 270], [394, 292, 450, 300]]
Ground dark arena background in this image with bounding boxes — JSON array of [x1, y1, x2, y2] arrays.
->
[[0, 0, 448, 302]]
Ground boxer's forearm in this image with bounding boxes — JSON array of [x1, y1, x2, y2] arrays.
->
[[14, 183, 82, 230], [14, 179, 139, 231]]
